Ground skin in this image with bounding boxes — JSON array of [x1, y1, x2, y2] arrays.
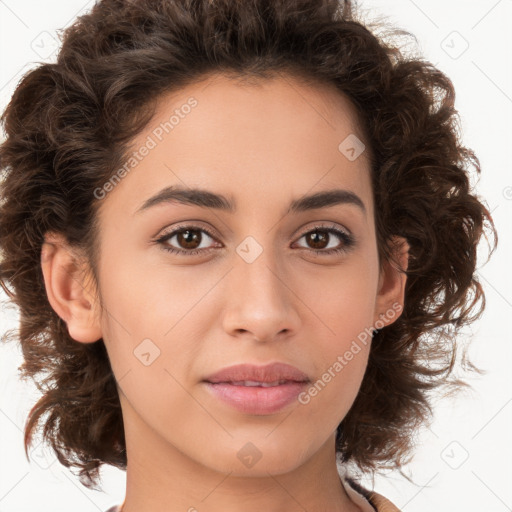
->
[[40, 72, 408, 512]]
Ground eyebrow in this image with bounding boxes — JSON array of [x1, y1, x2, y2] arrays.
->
[[135, 185, 366, 216]]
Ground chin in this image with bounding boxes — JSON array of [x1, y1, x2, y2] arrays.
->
[[200, 439, 307, 477]]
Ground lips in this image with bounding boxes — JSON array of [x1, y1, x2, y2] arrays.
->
[[203, 362, 310, 385], [202, 362, 310, 414]]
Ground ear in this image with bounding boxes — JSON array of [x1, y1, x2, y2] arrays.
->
[[40, 231, 102, 343], [373, 235, 409, 330]]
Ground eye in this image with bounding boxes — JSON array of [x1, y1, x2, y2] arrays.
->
[[293, 224, 355, 256], [155, 225, 221, 256], [153, 222, 355, 257]]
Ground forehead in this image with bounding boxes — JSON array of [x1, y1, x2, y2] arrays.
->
[[98, 72, 373, 223], [152, 71, 367, 144]]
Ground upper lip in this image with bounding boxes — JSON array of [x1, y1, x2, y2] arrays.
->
[[204, 362, 310, 384]]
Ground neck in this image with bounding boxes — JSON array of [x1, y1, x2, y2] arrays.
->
[[118, 405, 361, 512]]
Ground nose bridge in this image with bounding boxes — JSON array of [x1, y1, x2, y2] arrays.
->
[[222, 233, 300, 339], [235, 234, 287, 306]]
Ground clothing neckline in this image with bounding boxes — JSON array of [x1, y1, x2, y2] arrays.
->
[[337, 462, 377, 511]]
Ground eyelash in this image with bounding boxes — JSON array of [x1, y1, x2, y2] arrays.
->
[[154, 223, 355, 257]]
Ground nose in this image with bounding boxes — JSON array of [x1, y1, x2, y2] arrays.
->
[[221, 243, 301, 343]]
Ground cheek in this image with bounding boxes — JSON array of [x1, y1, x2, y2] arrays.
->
[[98, 250, 207, 338], [97, 254, 214, 390], [300, 333, 371, 424], [293, 261, 376, 407], [296, 256, 378, 337]]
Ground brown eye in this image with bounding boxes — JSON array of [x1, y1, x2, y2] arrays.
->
[[175, 229, 203, 250], [294, 225, 355, 255], [304, 230, 329, 250], [154, 223, 355, 257], [156, 226, 220, 255]]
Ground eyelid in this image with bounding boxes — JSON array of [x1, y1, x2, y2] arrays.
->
[[155, 222, 221, 247], [294, 222, 352, 239], [157, 221, 219, 239]]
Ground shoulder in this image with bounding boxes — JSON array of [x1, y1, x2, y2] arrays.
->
[[367, 490, 402, 512], [345, 477, 402, 512]]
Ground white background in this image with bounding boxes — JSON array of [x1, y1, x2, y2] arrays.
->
[[0, 1, 511, 511]]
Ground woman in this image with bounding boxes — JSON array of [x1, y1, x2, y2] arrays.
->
[[0, 0, 497, 511]]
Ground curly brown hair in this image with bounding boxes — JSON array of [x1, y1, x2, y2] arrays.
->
[[0, 0, 497, 491]]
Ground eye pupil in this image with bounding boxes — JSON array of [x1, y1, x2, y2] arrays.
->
[[178, 229, 201, 249], [308, 230, 328, 249]]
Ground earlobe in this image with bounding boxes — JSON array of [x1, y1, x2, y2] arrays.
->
[[373, 236, 409, 329], [40, 232, 102, 343]]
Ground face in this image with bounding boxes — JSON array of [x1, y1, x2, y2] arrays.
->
[[43, 72, 407, 480]]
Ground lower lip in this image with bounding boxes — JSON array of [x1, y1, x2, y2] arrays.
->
[[203, 381, 309, 415]]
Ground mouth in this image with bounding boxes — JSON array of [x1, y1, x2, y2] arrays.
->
[[203, 379, 309, 415], [202, 362, 310, 414], [204, 362, 310, 384], [214, 379, 302, 387]]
